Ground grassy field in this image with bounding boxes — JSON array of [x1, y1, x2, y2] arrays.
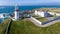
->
[[32, 15, 41, 18], [9, 19, 60, 34], [32, 15, 48, 22], [0, 19, 11, 34], [36, 8, 60, 13]]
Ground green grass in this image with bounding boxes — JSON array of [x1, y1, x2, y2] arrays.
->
[[0, 8, 60, 34], [32, 15, 48, 22], [33, 15, 40, 18], [9, 19, 60, 34], [36, 17, 48, 22], [0, 19, 11, 34], [37, 8, 60, 13]]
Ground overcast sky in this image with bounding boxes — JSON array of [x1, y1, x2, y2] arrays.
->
[[0, 0, 60, 6]]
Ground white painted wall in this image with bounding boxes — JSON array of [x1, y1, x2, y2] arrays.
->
[[34, 10, 60, 17], [15, 11, 19, 20], [48, 12, 60, 16], [38, 11, 44, 17], [31, 17, 42, 25], [35, 10, 38, 15], [34, 10, 45, 17], [48, 12, 55, 15], [56, 13, 60, 16]]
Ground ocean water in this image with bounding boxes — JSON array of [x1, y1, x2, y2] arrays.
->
[[0, 5, 60, 13], [0, 5, 60, 23]]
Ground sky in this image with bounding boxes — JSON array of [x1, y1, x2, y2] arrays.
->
[[0, 0, 60, 6]]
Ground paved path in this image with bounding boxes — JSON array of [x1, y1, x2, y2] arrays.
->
[[5, 19, 13, 34]]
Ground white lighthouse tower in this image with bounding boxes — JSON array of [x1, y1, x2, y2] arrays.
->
[[14, 4, 19, 20]]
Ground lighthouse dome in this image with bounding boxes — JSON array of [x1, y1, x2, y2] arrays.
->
[[15, 4, 19, 11]]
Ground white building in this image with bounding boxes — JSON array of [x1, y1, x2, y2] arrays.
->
[[34, 10, 49, 17]]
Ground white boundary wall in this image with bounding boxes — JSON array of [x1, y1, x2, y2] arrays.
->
[[31, 17, 42, 25], [48, 12, 60, 16], [30, 17, 60, 27]]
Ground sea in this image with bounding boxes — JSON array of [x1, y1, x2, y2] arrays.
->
[[0, 5, 60, 23]]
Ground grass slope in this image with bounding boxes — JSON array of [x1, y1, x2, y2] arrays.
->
[[9, 19, 60, 34], [0, 19, 11, 34]]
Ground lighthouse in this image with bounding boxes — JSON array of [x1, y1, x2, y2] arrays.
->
[[14, 5, 19, 20]]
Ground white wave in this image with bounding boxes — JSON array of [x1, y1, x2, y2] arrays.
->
[[0, 13, 9, 18]]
